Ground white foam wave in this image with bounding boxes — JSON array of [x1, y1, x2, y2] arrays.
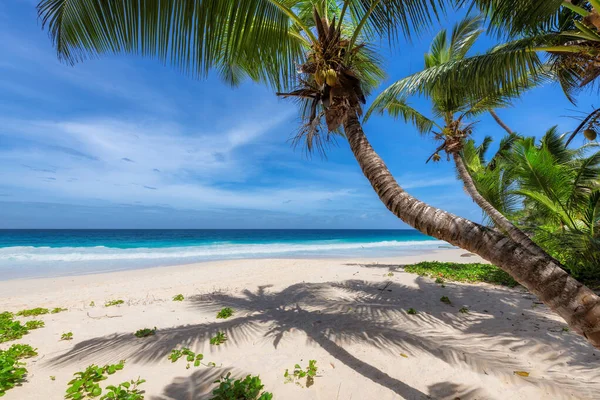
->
[[0, 240, 445, 262]]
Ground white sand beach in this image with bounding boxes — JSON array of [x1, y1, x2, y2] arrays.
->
[[1, 249, 599, 400]]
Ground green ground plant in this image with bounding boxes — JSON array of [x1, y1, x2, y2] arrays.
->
[[16, 308, 49, 317], [172, 294, 184, 302], [406, 308, 417, 315], [405, 262, 517, 287], [134, 328, 156, 338], [52, 308, 68, 314], [459, 307, 470, 314], [0, 312, 43, 343], [168, 347, 204, 367], [440, 296, 451, 305], [210, 332, 227, 346], [100, 377, 145, 400], [211, 373, 272, 400], [61, 332, 74, 341], [89, 302, 95, 307], [284, 360, 318, 388], [216, 308, 234, 319], [25, 320, 44, 330], [0, 344, 38, 396], [104, 300, 125, 307], [65, 360, 125, 399]]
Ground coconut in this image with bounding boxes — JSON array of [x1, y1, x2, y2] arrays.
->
[[314, 70, 326, 86], [325, 69, 338, 86], [432, 153, 441, 162], [584, 128, 597, 141]]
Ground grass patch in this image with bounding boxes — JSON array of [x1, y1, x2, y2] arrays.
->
[[216, 307, 234, 319], [404, 262, 517, 287], [172, 294, 184, 302], [134, 327, 156, 338], [0, 344, 37, 396], [16, 308, 49, 317], [104, 299, 124, 307]]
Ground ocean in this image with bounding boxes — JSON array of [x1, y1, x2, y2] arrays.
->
[[0, 229, 448, 280]]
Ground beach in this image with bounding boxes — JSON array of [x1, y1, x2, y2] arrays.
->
[[1, 249, 599, 400]]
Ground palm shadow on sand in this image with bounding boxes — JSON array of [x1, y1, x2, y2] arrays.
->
[[48, 263, 600, 399]]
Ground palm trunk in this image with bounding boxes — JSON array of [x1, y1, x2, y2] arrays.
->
[[452, 152, 550, 259], [343, 113, 600, 349], [489, 109, 513, 135]]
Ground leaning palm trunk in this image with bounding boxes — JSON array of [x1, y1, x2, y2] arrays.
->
[[489, 109, 513, 135], [343, 112, 600, 349], [452, 152, 550, 259]]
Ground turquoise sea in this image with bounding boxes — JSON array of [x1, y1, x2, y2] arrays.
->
[[0, 229, 447, 280]]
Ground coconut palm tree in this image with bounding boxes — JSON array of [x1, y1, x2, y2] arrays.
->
[[464, 128, 600, 280], [36, 0, 600, 347], [366, 15, 548, 258]]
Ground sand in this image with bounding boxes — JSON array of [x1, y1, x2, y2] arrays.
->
[[1, 249, 599, 400]]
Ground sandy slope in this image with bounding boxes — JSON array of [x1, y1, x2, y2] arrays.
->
[[1, 249, 599, 400]]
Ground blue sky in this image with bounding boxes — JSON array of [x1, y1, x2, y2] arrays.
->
[[0, 0, 596, 229]]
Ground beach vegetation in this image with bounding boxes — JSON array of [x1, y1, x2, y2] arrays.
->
[[440, 296, 451, 305], [134, 328, 156, 338], [52, 307, 68, 314], [464, 129, 600, 285], [210, 332, 227, 346], [25, 320, 45, 330], [65, 360, 125, 399], [61, 332, 74, 341], [405, 262, 518, 287], [101, 377, 145, 400], [459, 307, 470, 314], [212, 372, 272, 400], [16, 307, 49, 317], [0, 344, 38, 396], [104, 300, 124, 307], [33, 0, 600, 347], [284, 360, 318, 388], [216, 307, 234, 319], [168, 347, 204, 367], [0, 312, 44, 343], [172, 294, 184, 302], [406, 308, 418, 315], [89, 302, 95, 307], [51, 376, 56, 381]]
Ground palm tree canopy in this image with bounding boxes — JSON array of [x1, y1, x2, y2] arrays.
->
[[37, 0, 446, 91]]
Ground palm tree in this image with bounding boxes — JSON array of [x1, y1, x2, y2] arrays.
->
[[36, 0, 600, 348], [366, 15, 548, 259], [466, 128, 600, 280]]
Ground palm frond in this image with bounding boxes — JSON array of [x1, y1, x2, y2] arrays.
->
[[364, 97, 437, 134]]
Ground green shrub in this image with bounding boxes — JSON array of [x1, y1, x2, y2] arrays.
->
[[284, 360, 318, 388], [101, 377, 145, 400], [0, 313, 42, 343], [405, 262, 517, 287], [210, 332, 227, 345], [61, 332, 74, 341], [440, 296, 451, 305], [406, 308, 417, 315], [216, 308, 234, 319], [172, 294, 184, 302], [51, 307, 68, 314], [0, 344, 38, 396], [211, 373, 272, 400], [104, 300, 125, 307], [459, 307, 469, 314], [16, 308, 49, 317], [134, 328, 156, 338], [65, 360, 125, 399]]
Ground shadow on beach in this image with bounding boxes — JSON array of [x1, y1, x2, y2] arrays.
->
[[47, 262, 600, 399]]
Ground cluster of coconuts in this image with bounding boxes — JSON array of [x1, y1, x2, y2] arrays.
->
[[314, 68, 338, 87], [584, 128, 598, 141]]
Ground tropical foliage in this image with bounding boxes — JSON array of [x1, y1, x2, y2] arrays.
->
[[464, 128, 600, 281]]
